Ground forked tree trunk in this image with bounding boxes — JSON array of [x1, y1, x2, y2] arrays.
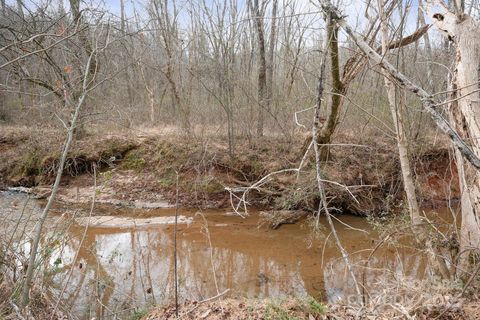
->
[[316, 17, 345, 159], [431, 9, 480, 268], [153, 0, 189, 132]]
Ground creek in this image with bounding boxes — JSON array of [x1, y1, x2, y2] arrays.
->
[[0, 191, 454, 319]]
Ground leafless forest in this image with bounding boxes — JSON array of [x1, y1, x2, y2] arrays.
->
[[1, 0, 480, 319]]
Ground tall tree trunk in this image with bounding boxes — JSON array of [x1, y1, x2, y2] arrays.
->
[[120, 0, 135, 123], [69, 0, 98, 138], [266, 0, 277, 110], [378, 0, 421, 225], [412, 0, 434, 140], [313, 11, 363, 299], [120, 0, 126, 33], [140, 65, 155, 124], [151, 0, 186, 129], [316, 18, 345, 159], [285, 30, 305, 97], [418, 0, 434, 93], [431, 9, 480, 270], [16, 0, 23, 17], [252, 0, 267, 137]]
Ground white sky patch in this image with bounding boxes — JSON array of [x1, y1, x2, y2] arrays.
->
[[5, 0, 455, 52]]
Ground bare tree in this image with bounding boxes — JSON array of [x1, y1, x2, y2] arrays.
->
[[313, 10, 362, 301], [377, 0, 421, 225], [251, 0, 268, 137], [427, 0, 480, 273], [266, 0, 277, 112], [189, 0, 240, 156], [20, 28, 108, 306], [150, 0, 190, 131]]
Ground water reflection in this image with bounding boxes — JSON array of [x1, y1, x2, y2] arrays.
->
[[39, 211, 431, 319], [48, 225, 312, 318], [0, 191, 437, 320]]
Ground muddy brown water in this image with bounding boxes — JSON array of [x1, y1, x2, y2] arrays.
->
[[0, 191, 457, 319]]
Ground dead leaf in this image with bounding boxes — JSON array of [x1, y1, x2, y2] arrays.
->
[[200, 309, 211, 319]]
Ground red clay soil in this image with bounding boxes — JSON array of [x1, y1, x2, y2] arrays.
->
[[415, 148, 460, 207], [0, 127, 460, 214]]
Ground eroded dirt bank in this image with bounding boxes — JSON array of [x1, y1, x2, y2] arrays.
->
[[0, 126, 459, 214]]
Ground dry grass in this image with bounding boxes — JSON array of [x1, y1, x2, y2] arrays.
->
[[143, 289, 480, 320]]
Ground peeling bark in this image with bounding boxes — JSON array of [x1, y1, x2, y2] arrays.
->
[[431, 8, 480, 264]]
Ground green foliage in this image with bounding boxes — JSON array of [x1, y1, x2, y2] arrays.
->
[[127, 309, 148, 320], [194, 177, 223, 194], [274, 191, 304, 210], [303, 296, 327, 315], [99, 170, 114, 191], [100, 170, 113, 181], [122, 150, 146, 172], [157, 177, 174, 188], [155, 141, 179, 161], [17, 150, 41, 176], [53, 257, 62, 267], [264, 297, 326, 319], [265, 301, 301, 320]]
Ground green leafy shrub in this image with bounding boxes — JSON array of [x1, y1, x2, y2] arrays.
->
[[123, 150, 146, 172]]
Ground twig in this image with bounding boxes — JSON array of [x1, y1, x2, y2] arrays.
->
[[225, 168, 299, 216], [174, 171, 179, 317], [296, 138, 313, 180], [195, 212, 224, 314], [294, 106, 315, 130], [330, 215, 369, 234], [9, 301, 26, 320], [182, 289, 230, 316], [459, 261, 480, 297]]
